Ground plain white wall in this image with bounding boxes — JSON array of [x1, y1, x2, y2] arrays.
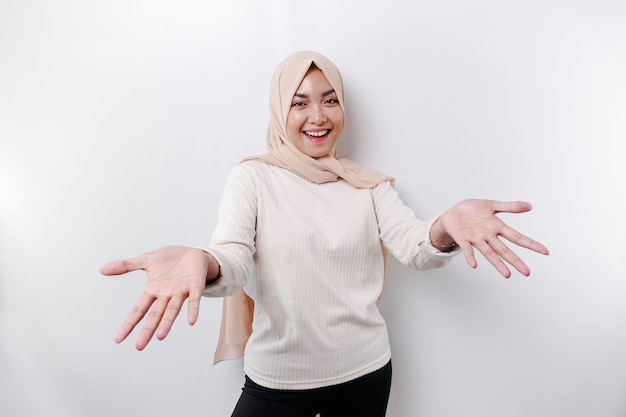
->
[[1, 0, 625, 416]]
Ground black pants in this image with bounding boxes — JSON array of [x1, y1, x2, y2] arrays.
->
[[231, 360, 392, 417]]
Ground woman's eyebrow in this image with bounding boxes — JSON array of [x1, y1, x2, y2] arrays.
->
[[293, 89, 336, 99]]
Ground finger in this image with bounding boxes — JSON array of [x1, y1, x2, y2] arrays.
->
[[458, 242, 479, 270], [156, 294, 185, 340], [501, 226, 550, 255], [187, 286, 203, 326], [487, 236, 531, 277], [135, 297, 169, 350], [115, 292, 155, 344], [473, 239, 512, 278], [101, 254, 149, 276], [491, 200, 533, 215]]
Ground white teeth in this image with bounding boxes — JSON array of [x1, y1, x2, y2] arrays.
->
[[306, 130, 328, 137]]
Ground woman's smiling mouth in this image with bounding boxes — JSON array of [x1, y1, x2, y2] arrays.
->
[[305, 129, 330, 142]]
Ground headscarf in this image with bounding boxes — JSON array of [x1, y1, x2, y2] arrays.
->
[[214, 51, 394, 365]]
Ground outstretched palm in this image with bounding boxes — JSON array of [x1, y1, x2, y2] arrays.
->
[[101, 246, 210, 350], [438, 200, 549, 278]]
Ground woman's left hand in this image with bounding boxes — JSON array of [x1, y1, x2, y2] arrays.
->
[[436, 199, 549, 278]]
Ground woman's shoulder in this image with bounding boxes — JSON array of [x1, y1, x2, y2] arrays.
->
[[238, 159, 270, 170], [371, 178, 394, 193], [227, 160, 291, 186], [235, 159, 282, 177]]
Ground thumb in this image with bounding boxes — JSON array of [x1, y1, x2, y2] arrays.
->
[[100, 254, 148, 276], [492, 200, 533, 215]]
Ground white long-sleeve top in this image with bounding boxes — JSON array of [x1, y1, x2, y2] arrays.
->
[[203, 160, 458, 390]]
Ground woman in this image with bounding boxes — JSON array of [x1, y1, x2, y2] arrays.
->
[[101, 51, 549, 416]]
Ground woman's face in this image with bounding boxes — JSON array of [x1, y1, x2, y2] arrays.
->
[[286, 68, 344, 158]]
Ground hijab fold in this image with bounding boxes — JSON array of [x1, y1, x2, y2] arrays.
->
[[214, 51, 394, 365]]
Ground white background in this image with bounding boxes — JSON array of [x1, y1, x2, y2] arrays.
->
[[1, 1, 625, 416]]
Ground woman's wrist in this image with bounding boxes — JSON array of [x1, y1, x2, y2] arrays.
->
[[429, 218, 457, 252], [203, 250, 222, 286]]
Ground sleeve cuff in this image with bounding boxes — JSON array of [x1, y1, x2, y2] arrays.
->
[[421, 216, 462, 258]]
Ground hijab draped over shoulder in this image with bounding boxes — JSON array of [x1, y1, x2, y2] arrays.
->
[[214, 51, 394, 364]]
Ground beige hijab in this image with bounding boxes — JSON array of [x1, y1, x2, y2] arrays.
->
[[214, 51, 394, 365]]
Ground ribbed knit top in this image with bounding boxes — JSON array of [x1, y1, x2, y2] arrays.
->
[[203, 161, 457, 389]]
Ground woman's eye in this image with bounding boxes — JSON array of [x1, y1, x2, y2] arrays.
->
[[325, 98, 339, 105], [291, 101, 305, 107]]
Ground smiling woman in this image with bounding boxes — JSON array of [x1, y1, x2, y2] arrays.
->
[[100, 50, 549, 417], [3, 0, 625, 416]]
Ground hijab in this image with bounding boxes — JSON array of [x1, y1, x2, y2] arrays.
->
[[214, 51, 394, 365], [245, 50, 393, 187]]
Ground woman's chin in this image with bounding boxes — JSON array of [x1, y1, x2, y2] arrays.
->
[[300, 139, 337, 158]]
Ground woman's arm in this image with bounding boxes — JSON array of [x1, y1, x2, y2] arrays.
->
[[373, 182, 548, 276], [101, 164, 259, 350]]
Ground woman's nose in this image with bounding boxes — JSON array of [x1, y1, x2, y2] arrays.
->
[[309, 105, 326, 124]]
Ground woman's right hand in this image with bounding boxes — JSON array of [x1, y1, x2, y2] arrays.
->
[[100, 246, 219, 350]]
